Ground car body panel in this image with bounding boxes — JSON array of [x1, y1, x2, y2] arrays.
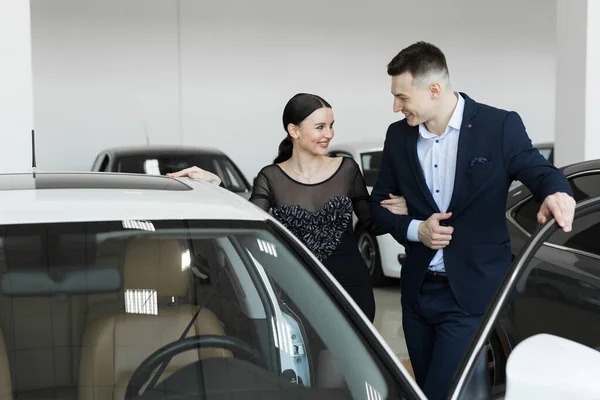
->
[[0, 172, 263, 225]]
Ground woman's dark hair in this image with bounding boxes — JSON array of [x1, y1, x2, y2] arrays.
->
[[273, 93, 332, 164]]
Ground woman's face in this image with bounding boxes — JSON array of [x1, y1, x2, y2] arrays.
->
[[289, 107, 335, 157]]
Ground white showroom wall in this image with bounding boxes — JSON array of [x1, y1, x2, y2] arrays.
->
[[0, 0, 35, 172], [30, 0, 557, 179], [30, 0, 181, 172]]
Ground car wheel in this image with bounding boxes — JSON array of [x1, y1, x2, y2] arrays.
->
[[356, 226, 386, 287], [486, 332, 507, 387]]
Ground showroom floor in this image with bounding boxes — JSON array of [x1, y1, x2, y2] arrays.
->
[[373, 285, 408, 360]]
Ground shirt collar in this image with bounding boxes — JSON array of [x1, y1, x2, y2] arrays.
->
[[419, 92, 465, 139], [448, 92, 465, 131]]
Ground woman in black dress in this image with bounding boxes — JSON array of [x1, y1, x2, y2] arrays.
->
[[249, 93, 405, 322], [168, 93, 406, 322]]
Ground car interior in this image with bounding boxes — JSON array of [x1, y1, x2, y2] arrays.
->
[[0, 229, 234, 400], [0, 221, 398, 400]]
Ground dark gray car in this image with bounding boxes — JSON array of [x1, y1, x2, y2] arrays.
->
[[91, 145, 252, 198], [482, 158, 600, 394]]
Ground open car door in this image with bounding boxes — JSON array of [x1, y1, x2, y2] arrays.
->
[[449, 196, 600, 400]]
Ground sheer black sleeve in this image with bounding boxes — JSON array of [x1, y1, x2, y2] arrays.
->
[[350, 161, 387, 236], [249, 170, 273, 212]]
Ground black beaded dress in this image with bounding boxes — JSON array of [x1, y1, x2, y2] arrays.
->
[[250, 157, 385, 321]]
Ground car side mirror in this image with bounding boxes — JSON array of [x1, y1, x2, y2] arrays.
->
[[505, 334, 600, 400]]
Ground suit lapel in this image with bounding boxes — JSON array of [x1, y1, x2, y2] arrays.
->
[[447, 93, 477, 213], [406, 127, 440, 213]]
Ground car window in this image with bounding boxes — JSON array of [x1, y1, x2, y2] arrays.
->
[[360, 151, 383, 187], [0, 219, 414, 400], [512, 197, 541, 234], [569, 173, 600, 202], [218, 158, 248, 192], [329, 152, 353, 159], [549, 207, 600, 257], [117, 155, 219, 176], [513, 172, 600, 235]]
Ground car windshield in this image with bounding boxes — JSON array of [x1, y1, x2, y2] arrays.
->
[[0, 219, 408, 400], [360, 151, 383, 187], [116, 155, 248, 192]]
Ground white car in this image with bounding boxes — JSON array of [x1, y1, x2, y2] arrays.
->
[[0, 171, 597, 400], [328, 141, 405, 286]]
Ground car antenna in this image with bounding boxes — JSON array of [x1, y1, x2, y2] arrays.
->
[[31, 129, 37, 177]]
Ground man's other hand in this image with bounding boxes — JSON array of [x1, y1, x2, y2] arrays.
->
[[537, 192, 576, 232], [418, 212, 454, 250]]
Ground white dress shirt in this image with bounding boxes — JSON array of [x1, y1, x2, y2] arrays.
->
[[407, 92, 465, 272]]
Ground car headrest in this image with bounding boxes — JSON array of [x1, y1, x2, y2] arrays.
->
[[123, 237, 188, 297]]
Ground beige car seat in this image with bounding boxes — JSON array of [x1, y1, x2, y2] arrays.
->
[[78, 237, 231, 400]]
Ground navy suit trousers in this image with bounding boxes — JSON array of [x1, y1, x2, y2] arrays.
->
[[403, 279, 483, 400]]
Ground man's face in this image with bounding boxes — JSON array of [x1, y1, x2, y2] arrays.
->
[[391, 72, 435, 126]]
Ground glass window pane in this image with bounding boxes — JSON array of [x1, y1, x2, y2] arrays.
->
[[570, 174, 600, 202], [360, 151, 383, 187], [548, 207, 600, 257], [512, 173, 600, 235], [117, 155, 218, 176], [513, 198, 541, 234], [219, 159, 247, 192], [0, 220, 410, 399]]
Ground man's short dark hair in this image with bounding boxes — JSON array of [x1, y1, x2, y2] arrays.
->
[[387, 41, 450, 84]]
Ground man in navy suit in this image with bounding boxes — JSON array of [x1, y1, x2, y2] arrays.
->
[[371, 41, 575, 400]]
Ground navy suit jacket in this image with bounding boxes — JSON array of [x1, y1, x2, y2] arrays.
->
[[370, 93, 573, 314]]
